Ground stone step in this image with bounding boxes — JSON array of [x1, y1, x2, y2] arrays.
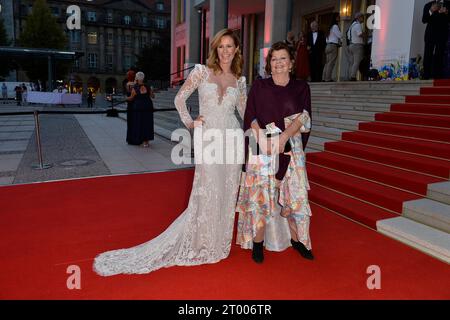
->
[[377, 217, 450, 264], [313, 109, 375, 121], [308, 80, 433, 89], [311, 90, 417, 97], [312, 95, 405, 104], [313, 116, 359, 131], [403, 198, 450, 233], [312, 102, 391, 113], [427, 181, 450, 205], [311, 125, 346, 140], [306, 136, 333, 151], [154, 124, 174, 140], [312, 99, 391, 108]]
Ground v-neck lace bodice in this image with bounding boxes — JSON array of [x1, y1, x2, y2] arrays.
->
[[174, 64, 247, 129]]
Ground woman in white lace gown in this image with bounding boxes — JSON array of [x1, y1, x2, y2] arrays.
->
[[93, 29, 247, 276]]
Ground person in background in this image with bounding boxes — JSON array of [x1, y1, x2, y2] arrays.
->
[[285, 31, 297, 58], [21, 83, 27, 106], [1, 83, 7, 103], [307, 21, 326, 82], [347, 12, 365, 81], [422, 0, 450, 79], [14, 85, 22, 106], [323, 12, 342, 82], [87, 89, 94, 108], [125, 71, 154, 148], [295, 31, 311, 81]]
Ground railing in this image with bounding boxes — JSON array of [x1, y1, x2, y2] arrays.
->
[[150, 65, 195, 92]]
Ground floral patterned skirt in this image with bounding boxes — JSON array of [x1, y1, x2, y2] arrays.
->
[[236, 149, 312, 251]]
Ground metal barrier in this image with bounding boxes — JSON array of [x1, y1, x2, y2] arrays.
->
[[0, 102, 180, 170]]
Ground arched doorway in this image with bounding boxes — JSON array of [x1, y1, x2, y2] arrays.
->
[[87, 76, 100, 93], [69, 74, 83, 93], [105, 77, 118, 94]]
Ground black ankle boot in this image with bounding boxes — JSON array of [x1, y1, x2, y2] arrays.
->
[[291, 239, 314, 260], [252, 241, 264, 263]]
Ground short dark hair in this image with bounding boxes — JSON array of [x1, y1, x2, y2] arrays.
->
[[265, 41, 295, 76]]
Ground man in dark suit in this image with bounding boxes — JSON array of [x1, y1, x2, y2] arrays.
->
[[307, 21, 327, 82], [423, 0, 450, 79]]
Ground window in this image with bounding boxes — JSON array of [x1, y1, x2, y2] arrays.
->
[[155, 17, 165, 29], [124, 15, 131, 25], [151, 38, 161, 46], [50, 7, 59, 17], [107, 12, 113, 23], [105, 54, 113, 70], [88, 53, 98, 69], [140, 36, 147, 48], [124, 55, 132, 70], [73, 59, 80, 70], [142, 16, 148, 27], [87, 32, 98, 45], [124, 34, 131, 47], [87, 11, 96, 22], [107, 32, 113, 46], [156, 3, 164, 11], [70, 30, 81, 43]]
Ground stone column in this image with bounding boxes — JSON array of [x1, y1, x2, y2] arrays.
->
[[263, 0, 289, 47], [209, 0, 228, 37], [184, 0, 201, 68], [99, 26, 105, 73], [116, 29, 123, 73]]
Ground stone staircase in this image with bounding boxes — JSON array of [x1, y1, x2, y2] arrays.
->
[[151, 79, 450, 263]]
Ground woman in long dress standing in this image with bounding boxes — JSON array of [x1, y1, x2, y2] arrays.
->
[[236, 41, 314, 263], [93, 28, 247, 276]]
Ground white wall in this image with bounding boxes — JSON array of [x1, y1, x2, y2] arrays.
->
[[372, 0, 420, 80]]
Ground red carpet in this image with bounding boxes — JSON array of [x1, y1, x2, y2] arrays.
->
[[307, 163, 421, 213], [359, 122, 450, 142], [324, 141, 450, 178], [406, 95, 450, 104], [375, 112, 450, 128], [390, 103, 450, 115], [307, 80, 450, 231], [307, 152, 444, 195], [0, 170, 449, 300], [341, 131, 450, 159], [420, 87, 450, 95]]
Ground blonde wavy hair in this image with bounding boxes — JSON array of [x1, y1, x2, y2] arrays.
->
[[207, 28, 243, 78]]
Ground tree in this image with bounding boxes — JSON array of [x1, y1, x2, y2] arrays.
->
[[17, 0, 68, 84], [135, 37, 170, 86], [0, 17, 13, 79]]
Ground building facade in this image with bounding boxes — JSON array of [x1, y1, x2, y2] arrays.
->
[[7, 0, 170, 93], [171, 0, 431, 85]]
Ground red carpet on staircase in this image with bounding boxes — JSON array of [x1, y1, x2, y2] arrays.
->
[[308, 79, 450, 230], [0, 170, 449, 300]]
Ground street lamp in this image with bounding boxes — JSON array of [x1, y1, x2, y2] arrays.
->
[[340, 0, 352, 20]]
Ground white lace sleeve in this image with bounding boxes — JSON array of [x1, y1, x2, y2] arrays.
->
[[174, 64, 205, 128], [299, 110, 311, 133], [236, 76, 247, 120]]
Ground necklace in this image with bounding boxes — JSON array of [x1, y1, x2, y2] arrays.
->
[[273, 77, 290, 86]]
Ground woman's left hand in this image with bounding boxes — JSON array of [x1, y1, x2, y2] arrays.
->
[[269, 133, 289, 155]]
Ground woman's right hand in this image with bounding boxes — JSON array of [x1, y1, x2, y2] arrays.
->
[[258, 136, 272, 155], [189, 115, 205, 129]]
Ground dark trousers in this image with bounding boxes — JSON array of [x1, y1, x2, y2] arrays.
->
[[309, 54, 324, 82], [424, 40, 446, 79]]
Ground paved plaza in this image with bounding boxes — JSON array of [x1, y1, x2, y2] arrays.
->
[[0, 98, 193, 186]]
